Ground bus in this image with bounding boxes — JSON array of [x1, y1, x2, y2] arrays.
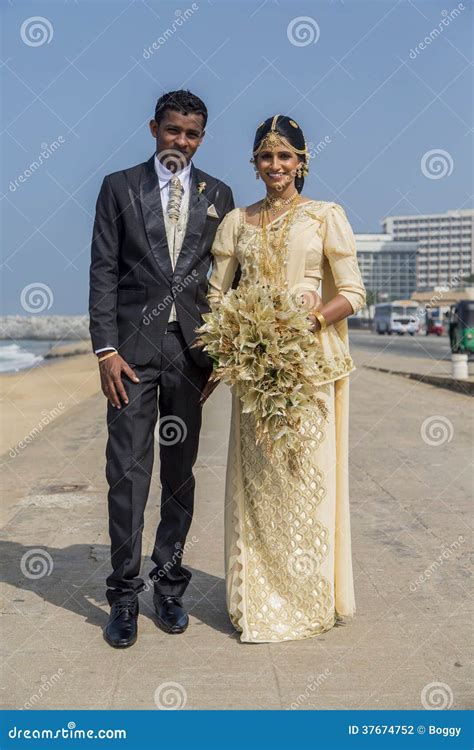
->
[[374, 300, 420, 335]]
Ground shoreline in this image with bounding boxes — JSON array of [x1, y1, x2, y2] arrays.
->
[[0, 340, 91, 375], [0, 350, 101, 457]]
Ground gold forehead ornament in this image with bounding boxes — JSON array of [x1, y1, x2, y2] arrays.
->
[[251, 114, 310, 176]]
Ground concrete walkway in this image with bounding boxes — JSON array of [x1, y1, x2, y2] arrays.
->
[[351, 330, 474, 382], [1, 353, 471, 710]]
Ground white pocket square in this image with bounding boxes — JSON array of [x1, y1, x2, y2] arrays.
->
[[207, 204, 219, 218]]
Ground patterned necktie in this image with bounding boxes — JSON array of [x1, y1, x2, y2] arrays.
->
[[167, 176, 183, 223]]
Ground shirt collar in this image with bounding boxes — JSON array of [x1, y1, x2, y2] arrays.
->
[[154, 153, 192, 191]]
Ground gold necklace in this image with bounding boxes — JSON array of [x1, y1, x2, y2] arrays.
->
[[263, 191, 298, 215], [259, 193, 300, 286]]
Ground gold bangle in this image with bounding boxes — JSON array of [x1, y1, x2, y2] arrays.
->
[[98, 351, 118, 363], [312, 310, 327, 331]]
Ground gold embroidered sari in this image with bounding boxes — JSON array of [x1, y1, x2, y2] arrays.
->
[[207, 200, 366, 642]]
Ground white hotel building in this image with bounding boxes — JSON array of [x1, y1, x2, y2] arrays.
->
[[381, 209, 474, 292], [354, 234, 418, 302]]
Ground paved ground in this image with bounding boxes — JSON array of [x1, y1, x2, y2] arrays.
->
[[350, 329, 474, 381], [1, 345, 472, 710]]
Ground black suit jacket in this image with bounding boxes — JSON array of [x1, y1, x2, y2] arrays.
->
[[88, 155, 235, 368]]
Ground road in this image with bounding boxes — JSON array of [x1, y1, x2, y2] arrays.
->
[[1, 351, 471, 710], [350, 330, 453, 361]]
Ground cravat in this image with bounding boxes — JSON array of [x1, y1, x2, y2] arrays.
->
[[167, 176, 183, 223]]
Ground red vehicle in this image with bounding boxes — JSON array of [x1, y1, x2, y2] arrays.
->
[[425, 311, 444, 336]]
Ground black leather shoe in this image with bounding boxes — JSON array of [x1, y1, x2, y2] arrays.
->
[[154, 595, 188, 634], [104, 600, 138, 648]]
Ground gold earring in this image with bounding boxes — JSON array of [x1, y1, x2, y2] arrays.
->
[[296, 162, 309, 178]]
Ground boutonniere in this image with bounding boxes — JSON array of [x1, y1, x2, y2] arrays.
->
[[197, 181, 206, 194]]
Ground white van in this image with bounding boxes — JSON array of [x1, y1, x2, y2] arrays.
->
[[374, 301, 420, 335]]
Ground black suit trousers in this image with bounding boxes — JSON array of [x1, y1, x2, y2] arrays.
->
[[104, 322, 211, 605]]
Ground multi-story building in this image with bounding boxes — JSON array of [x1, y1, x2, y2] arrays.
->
[[381, 209, 474, 292], [355, 234, 418, 303]]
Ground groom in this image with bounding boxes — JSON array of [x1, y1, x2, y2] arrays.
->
[[89, 90, 235, 648]]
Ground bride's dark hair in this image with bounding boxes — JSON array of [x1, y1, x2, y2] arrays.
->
[[252, 115, 308, 193]]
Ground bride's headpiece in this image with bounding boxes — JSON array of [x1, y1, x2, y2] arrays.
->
[[251, 114, 310, 177]]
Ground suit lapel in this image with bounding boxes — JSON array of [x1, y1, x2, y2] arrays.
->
[[173, 164, 209, 279], [139, 154, 173, 279]]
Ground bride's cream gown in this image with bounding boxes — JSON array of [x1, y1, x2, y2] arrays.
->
[[207, 200, 366, 643]]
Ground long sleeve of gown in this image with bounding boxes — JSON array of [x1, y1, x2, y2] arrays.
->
[[207, 208, 240, 308], [323, 203, 366, 315]]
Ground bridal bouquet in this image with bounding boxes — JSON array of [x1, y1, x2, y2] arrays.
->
[[195, 283, 330, 473]]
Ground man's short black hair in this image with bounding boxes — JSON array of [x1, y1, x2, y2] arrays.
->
[[154, 90, 208, 129]]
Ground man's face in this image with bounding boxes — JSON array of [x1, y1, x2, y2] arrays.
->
[[149, 109, 205, 170]]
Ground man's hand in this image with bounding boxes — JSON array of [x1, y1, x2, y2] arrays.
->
[[200, 375, 220, 405], [98, 353, 139, 409]]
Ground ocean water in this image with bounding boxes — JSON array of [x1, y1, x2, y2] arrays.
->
[[0, 340, 57, 373]]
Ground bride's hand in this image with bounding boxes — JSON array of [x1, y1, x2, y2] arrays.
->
[[200, 375, 221, 404], [307, 313, 322, 333], [301, 288, 323, 312]]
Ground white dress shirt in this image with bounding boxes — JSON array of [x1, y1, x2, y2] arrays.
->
[[95, 156, 193, 355], [155, 154, 192, 212]]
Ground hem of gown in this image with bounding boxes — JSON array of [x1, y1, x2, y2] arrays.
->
[[226, 375, 355, 644], [230, 609, 355, 644], [231, 612, 354, 643]]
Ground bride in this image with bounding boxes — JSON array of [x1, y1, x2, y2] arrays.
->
[[201, 114, 366, 643]]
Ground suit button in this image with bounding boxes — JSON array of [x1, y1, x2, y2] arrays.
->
[[174, 275, 181, 282]]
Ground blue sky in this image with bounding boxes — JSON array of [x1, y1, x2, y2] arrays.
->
[[1, 0, 472, 314]]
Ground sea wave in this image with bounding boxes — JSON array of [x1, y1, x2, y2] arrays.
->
[[0, 343, 44, 373]]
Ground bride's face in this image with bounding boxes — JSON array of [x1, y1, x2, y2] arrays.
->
[[256, 147, 299, 191]]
